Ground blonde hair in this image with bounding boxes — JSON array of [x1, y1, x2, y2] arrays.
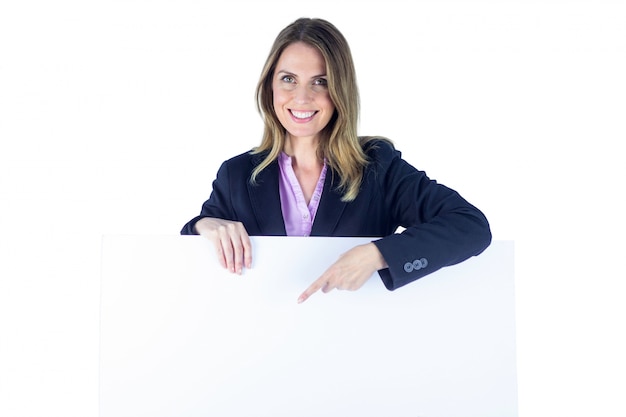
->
[[252, 17, 372, 202]]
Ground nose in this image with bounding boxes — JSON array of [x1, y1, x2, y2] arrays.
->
[[293, 84, 312, 104]]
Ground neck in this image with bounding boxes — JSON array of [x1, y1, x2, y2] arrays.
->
[[284, 136, 323, 173], [284, 135, 320, 160]]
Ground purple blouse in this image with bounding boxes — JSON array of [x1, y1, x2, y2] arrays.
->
[[278, 152, 327, 236]]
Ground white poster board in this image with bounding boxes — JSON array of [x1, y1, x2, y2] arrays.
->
[[100, 236, 516, 417]]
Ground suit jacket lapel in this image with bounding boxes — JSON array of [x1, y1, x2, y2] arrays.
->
[[247, 158, 287, 235], [311, 169, 348, 236]]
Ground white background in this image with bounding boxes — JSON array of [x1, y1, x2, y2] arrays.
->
[[1, 0, 624, 416]]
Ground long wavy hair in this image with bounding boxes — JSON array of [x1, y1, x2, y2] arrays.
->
[[251, 17, 374, 202]]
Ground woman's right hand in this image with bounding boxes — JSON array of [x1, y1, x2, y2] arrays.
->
[[194, 217, 252, 274]]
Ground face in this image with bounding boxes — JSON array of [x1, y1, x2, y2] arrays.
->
[[272, 42, 335, 145]]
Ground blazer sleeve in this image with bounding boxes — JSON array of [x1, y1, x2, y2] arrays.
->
[[180, 160, 237, 235], [369, 143, 492, 290]]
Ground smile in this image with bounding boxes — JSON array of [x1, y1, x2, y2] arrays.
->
[[290, 110, 317, 120]]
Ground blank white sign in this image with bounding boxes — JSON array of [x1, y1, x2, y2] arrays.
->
[[100, 236, 516, 417]]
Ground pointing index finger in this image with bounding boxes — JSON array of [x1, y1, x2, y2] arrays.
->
[[297, 276, 328, 304]]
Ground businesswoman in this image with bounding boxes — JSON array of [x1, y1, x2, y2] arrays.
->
[[181, 17, 492, 303]]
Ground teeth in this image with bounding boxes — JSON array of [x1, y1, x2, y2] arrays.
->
[[291, 110, 315, 119]]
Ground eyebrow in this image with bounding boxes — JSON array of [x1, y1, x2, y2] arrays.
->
[[276, 69, 327, 79]]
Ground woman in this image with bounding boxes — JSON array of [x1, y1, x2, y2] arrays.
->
[[181, 17, 492, 303]]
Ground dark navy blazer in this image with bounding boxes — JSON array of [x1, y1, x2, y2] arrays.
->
[[181, 140, 492, 291]]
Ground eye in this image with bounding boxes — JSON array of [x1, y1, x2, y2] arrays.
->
[[281, 75, 296, 83], [313, 78, 328, 86]]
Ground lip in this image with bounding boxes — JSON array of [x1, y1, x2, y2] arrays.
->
[[289, 109, 317, 122]]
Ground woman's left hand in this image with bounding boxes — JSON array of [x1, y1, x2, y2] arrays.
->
[[297, 243, 387, 303]]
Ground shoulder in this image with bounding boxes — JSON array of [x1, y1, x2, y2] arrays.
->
[[219, 149, 268, 171], [222, 149, 256, 165], [360, 136, 402, 169], [210, 150, 259, 184], [359, 136, 429, 187]]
